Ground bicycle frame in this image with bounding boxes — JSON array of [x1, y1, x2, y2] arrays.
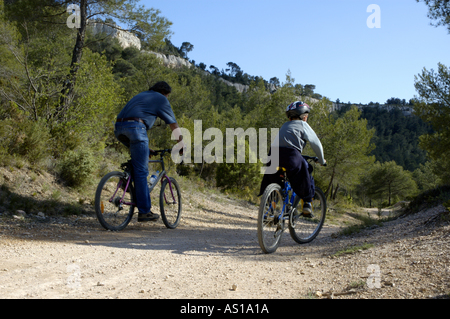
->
[[113, 173, 134, 206], [148, 153, 177, 205], [275, 155, 321, 220], [263, 171, 298, 225], [148, 157, 167, 194], [279, 177, 297, 222], [110, 151, 178, 207]]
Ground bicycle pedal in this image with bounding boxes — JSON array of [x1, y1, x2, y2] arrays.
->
[[274, 227, 283, 238], [112, 196, 123, 209]]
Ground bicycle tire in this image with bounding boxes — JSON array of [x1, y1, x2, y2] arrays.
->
[[95, 171, 135, 231], [159, 177, 182, 229], [289, 187, 326, 244], [257, 183, 285, 254]]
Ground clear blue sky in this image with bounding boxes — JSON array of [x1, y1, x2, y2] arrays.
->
[[141, 0, 450, 105]]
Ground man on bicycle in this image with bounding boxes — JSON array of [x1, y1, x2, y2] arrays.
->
[[115, 81, 183, 222], [259, 101, 326, 216]]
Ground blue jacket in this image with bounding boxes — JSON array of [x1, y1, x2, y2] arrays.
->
[[117, 90, 176, 130]]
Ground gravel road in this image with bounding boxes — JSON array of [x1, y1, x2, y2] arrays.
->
[[1, 186, 449, 299]]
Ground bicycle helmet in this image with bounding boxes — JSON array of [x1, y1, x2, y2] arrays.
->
[[286, 101, 311, 119]]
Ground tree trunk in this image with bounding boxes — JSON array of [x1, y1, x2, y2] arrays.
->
[[328, 184, 334, 201], [388, 183, 391, 206], [199, 159, 205, 177], [332, 183, 340, 200], [324, 171, 335, 200], [55, 0, 87, 120]]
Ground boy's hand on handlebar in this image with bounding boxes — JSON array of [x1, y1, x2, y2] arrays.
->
[[314, 157, 327, 166]]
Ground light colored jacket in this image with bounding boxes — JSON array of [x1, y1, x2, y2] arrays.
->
[[272, 120, 325, 165]]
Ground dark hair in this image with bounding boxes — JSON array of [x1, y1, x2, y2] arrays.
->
[[149, 81, 172, 95]]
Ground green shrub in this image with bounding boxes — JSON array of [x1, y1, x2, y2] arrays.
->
[[16, 119, 51, 164], [215, 137, 262, 195], [59, 147, 97, 187], [0, 118, 51, 166], [403, 185, 450, 215], [216, 162, 261, 191]]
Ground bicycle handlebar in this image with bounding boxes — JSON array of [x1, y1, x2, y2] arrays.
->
[[149, 149, 172, 157], [149, 148, 186, 166], [303, 155, 327, 167]]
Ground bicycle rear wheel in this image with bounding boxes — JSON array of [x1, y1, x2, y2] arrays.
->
[[257, 183, 285, 254], [289, 187, 326, 244], [159, 177, 182, 229], [95, 171, 135, 231]]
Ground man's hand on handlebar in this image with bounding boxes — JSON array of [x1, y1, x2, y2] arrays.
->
[[178, 142, 185, 156], [149, 148, 157, 158]]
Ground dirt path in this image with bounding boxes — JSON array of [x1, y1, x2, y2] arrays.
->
[[1, 186, 449, 299]]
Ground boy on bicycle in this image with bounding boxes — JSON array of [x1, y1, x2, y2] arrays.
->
[[259, 101, 326, 216], [115, 81, 183, 222]]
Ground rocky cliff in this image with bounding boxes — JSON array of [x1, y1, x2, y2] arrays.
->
[[144, 52, 256, 93], [87, 23, 277, 94], [144, 51, 193, 69], [88, 21, 141, 50]]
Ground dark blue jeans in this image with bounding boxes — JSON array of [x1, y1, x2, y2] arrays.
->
[[114, 122, 150, 215]]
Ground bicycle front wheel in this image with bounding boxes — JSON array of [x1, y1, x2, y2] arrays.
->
[[95, 171, 135, 231], [159, 177, 182, 229], [289, 187, 327, 244], [257, 183, 285, 254]]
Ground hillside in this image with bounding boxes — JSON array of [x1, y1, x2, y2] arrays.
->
[[101, 23, 428, 173], [332, 104, 433, 172], [0, 165, 449, 299], [1, 0, 449, 301]]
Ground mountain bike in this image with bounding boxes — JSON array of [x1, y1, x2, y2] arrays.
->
[[95, 149, 182, 231], [257, 156, 327, 254]]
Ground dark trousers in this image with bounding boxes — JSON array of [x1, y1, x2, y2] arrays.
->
[[114, 121, 150, 215], [259, 147, 315, 202]]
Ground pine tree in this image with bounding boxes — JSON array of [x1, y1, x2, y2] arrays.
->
[[308, 105, 376, 200], [364, 161, 418, 206], [414, 63, 450, 181]]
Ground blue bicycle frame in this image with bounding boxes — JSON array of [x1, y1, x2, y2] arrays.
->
[[264, 176, 298, 224], [280, 180, 297, 220]]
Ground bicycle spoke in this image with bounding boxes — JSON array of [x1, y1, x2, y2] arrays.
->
[[160, 177, 182, 229], [258, 184, 284, 254], [289, 188, 326, 244], [95, 172, 134, 231], [95, 152, 181, 231]]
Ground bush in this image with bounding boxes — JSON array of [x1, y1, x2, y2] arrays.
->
[[16, 119, 51, 164], [0, 118, 51, 166], [216, 162, 261, 190], [59, 147, 97, 187], [403, 185, 450, 215], [216, 161, 262, 203]]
